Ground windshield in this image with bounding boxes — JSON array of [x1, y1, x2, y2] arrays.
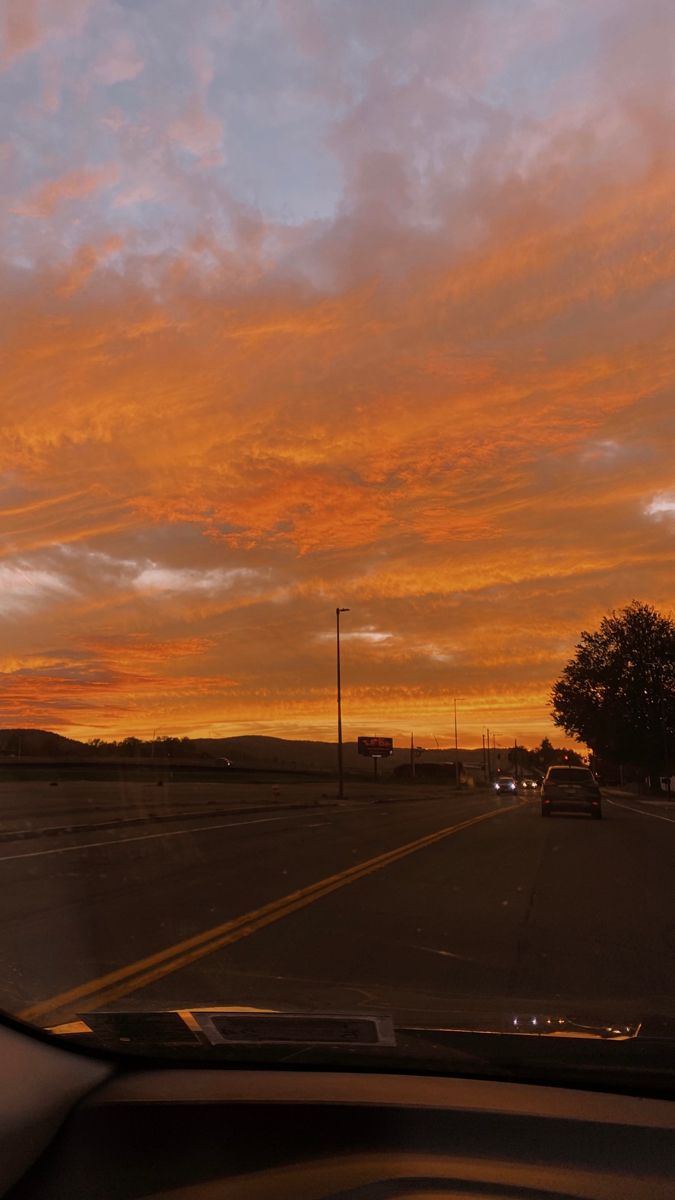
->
[[2, 1, 675, 1087]]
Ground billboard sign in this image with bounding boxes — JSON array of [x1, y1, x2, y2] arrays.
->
[[358, 736, 393, 757]]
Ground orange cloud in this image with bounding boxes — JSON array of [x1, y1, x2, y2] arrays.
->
[[2, 0, 90, 69], [1, 0, 38, 66], [58, 234, 125, 296], [0, 652, 239, 735], [91, 32, 143, 85], [11, 164, 118, 217], [78, 635, 216, 664], [169, 99, 223, 162]]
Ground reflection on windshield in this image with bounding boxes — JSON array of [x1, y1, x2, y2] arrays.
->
[[48, 1008, 642, 1048], [2, 0, 675, 1086]]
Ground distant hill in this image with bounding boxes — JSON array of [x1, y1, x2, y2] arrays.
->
[[0, 729, 480, 774], [0, 729, 88, 757], [192, 735, 479, 775], [193, 735, 357, 773]]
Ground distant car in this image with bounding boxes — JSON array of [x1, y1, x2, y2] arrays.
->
[[541, 765, 602, 819], [520, 777, 538, 790], [493, 775, 517, 793]]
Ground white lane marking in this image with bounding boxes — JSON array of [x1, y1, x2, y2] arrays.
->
[[606, 798, 675, 824], [0, 816, 288, 864], [402, 942, 484, 965]]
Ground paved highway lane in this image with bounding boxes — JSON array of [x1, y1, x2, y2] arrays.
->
[[0, 791, 515, 1019], [2, 792, 675, 1029], [124, 796, 675, 1023]]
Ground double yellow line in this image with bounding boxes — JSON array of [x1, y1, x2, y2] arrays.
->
[[20, 800, 523, 1025]]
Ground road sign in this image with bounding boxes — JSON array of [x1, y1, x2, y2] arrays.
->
[[358, 736, 393, 757]]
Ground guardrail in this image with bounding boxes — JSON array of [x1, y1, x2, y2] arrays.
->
[[0, 758, 370, 784]]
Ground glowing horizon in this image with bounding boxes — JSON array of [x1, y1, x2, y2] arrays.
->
[[1, 1, 674, 747]]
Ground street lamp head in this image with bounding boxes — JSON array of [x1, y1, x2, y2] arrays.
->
[[337, 607, 350, 613]]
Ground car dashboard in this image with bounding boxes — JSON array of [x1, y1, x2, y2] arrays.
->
[[2, 1020, 675, 1200]]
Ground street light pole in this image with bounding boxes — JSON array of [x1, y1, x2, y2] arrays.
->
[[453, 698, 463, 790], [336, 607, 350, 799]]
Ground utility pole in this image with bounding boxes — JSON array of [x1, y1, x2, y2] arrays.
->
[[486, 727, 491, 783], [336, 607, 350, 799], [410, 731, 415, 779]]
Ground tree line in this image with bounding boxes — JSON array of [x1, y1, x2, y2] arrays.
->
[[507, 738, 584, 775], [86, 736, 210, 759]]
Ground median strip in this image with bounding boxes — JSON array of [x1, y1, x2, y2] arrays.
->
[[0, 797, 339, 844], [19, 799, 524, 1025]]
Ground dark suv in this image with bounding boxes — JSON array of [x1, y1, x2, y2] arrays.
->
[[541, 765, 602, 819]]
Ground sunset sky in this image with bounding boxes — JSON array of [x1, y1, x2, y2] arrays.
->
[[1, 0, 674, 749]]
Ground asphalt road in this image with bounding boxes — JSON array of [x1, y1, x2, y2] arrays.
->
[[1, 787, 674, 1031]]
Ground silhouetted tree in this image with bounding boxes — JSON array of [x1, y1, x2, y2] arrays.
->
[[120, 736, 143, 757], [537, 737, 556, 768], [527, 738, 583, 771], [551, 601, 675, 792]]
